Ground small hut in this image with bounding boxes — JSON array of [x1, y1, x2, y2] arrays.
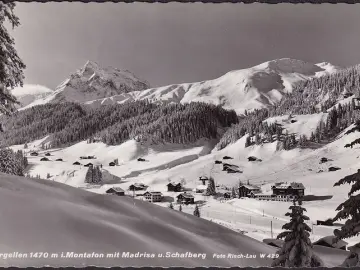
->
[[73, 161, 81, 165]]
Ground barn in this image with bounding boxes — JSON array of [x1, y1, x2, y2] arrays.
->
[[177, 193, 195, 205], [40, 157, 50, 161], [313, 236, 348, 250], [129, 183, 148, 191], [167, 182, 182, 192], [73, 161, 81, 165], [55, 158, 63, 162], [105, 187, 125, 196], [45, 153, 51, 156], [238, 185, 262, 198], [30, 152, 39, 156], [109, 162, 116, 166]]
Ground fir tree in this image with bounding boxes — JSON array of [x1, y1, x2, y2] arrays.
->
[[169, 203, 174, 209], [272, 199, 323, 267], [332, 169, 360, 266], [46, 173, 51, 179], [205, 177, 216, 196], [178, 205, 182, 212], [245, 136, 252, 148], [193, 205, 200, 217], [0, 2, 26, 116], [84, 166, 93, 184], [231, 187, 237, 198]]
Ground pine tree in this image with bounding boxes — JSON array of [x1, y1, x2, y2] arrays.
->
[[24, 143, 28, 149], [169, 203, 174, 209], [84, 166, 93, 183], [193, 205, 200, 217], [245, 136, 251, 148], [178, 205, 182, 212], [332, 169, 360, 266], [205, 177, 216, 196], [272, 199, 323, 267], [0, 2, 26, 116]]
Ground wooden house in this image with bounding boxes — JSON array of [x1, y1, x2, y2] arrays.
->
[[214, 160, 222, 164], [143, 191, 163, 202], [222, 156, 233, 160], [248, 156, 258, 162], [73, 161, 81, 165], [167, 182, 182, 192], [40, 157, 50, 161], [193, 185, 207, 193], [84, 163, 93, 167], [328, 166, 341, 172], [109, 162, 116, 166], [105, 187, 125, 196], [30, 152, 39, 156], [313, 236, 347, 250], [137, 158, 146, 162], [320, 157, 329, 164], [223, 192, 231, 199], [226, 167, 242, 174], [176, 193, 195, 205], [238, 184, 262, 198], [129, 183, 148, 191], [271, 182, 305, 198], [55, 158, 63, 161], [263, 238, 284, 248], [223, 163, 239, 171], [45, 153, 51, 156]]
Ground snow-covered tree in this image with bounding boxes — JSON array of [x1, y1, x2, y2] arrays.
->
[[231, 186, 237, 198], [205, 177, 216, 196], [193, 205, 200, 217], [332, 169, 360, 267], [272, 199, 323, 267], [93, 166, 102, 184], [168, 202, 174, 209], [84, 166, 93, 184], [0, 2, 26, 116]]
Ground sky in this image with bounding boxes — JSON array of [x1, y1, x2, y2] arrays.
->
[[8, 3, 360, 90]]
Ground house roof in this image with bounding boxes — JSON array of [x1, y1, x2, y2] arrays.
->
[[167, 182, 181, 186], [271, 182, 305, 190], [313, 236, 348, 249], [239, 184, 261, 190], [199, 176, 209, 180], [144, 191, 163, 195], [263, 238, 284, 248], [177, 193, 194, 199], [107, 187, 124, 193]]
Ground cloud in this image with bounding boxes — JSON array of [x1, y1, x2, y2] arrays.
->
[[11, 84, 54, 97]]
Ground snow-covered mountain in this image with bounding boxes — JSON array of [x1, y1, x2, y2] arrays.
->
[[11, 84, 54, 108], [84, 58, 340, 114], [21, 61, 151, 109]]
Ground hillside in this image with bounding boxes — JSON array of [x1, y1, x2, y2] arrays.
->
[[83, 58, 339, 115], [21, 61, 151, 109], [0, 172, 276, 267]]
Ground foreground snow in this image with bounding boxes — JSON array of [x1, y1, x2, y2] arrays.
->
[[0, 173, 277, 267]]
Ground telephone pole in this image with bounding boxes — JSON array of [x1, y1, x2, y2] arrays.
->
[[271, 220, 273, 238]]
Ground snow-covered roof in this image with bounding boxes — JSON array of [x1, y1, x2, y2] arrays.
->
[[177, 193, 194, 199], [313, 236, 348, 249], [167, 182, 181, 186], [107, 187, 124, 193], [195, 185, 207, 190], [144, 191, 163, 195], [271, 182, 305, 190]]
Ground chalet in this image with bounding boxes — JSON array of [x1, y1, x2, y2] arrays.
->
[[137, 158, 146, 162], [45, 153, 51, 156], [73, 161, 81, 165], [176, 193, 195, 205], [143, 191, 163, 202], [226, 168, 242, 174], [317, 218, 334, 226], [55, 158, 63, 161], [263, 239, 284, 248], [214, 160, 222, 164], [84, 163, 93, 167], [223, 156, 233, 160], [238, 185, 262, 198], [109, 162, 116, 166], [320, 157, 329, 164], [40, 157, 50, 161], [30, 152, 39, 156], [329, 166, 341, 172], [223, 163, 239, 171], [129, 183, 148, 191], [167, 182, 182, 192], [199, 176, 209, 185], [105, 187, 125, 196], [271, 182, 305, 198], [193, 185, 207, 193], [313, 236, 347, 250]]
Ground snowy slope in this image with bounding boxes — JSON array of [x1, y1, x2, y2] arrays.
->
[[0, 172, 278, 268], [84, 58, 338, 115], [21, 61, 151, 109], [11, 84, 54, 108]]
